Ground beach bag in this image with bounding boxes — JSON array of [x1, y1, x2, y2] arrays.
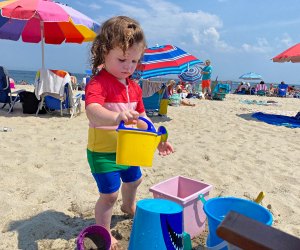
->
[[19, 91, 46, 114]]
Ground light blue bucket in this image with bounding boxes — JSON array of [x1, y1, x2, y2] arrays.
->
[[128, 198, 183, 250], [200, 196, 273, 250]]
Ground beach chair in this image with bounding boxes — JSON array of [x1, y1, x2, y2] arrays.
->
[[256, 90, 266, 96], [43, 84, 82, 117], [278, 87, 287, 97], [211, 83, 231, 100], [35, 69, 82, 118], [0, 66, 25, 113]]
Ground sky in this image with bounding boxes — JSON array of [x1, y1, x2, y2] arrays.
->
[[2, 0, 300, 84]]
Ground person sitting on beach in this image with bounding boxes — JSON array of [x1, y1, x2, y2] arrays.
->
[[255, 81, 268, 95], [287, 85, 296, 96], [176, 88, 196, 106], [235, 82, 247, 94], [69, 73, 78, 90], [278, 81, 289, 97], [167, 79, 176, 96], [179, 81, 188, 93], [268, 83, 276, 96], [85, 16, 174, 249]]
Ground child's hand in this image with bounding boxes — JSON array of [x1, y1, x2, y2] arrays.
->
[[157, 141, 174, 156], [116, 110, 139, 124]]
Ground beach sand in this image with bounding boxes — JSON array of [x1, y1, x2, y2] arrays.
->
[[1, 85, 299, 249]]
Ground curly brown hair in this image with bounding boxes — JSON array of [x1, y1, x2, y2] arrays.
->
[[90, 16, 147, 76]]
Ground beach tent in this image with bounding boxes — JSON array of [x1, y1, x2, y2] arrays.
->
[[0, 0, 100, 68]]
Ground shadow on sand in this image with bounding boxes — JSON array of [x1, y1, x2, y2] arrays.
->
[[4, 210, 129, 250]]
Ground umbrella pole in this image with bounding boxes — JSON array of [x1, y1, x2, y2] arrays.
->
[[41, 22, 45, 69]]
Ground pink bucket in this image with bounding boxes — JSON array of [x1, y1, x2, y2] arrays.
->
[[150, 176, 213, 238]]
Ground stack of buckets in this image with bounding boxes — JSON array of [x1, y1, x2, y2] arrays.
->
[[150, 175, 213, 239]]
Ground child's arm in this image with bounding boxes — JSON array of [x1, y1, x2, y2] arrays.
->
[[157, 142, 174, 156], [138, 112, 175, 156], [86, 103, 139, 126]]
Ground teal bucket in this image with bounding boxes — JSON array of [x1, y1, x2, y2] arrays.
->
[[203, 197, 272, 250]]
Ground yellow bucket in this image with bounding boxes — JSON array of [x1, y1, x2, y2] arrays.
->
[[116, 117, 167, 167]]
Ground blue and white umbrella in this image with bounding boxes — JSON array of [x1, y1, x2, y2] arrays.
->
[[239, 72, 262, 80], [178, 65, 203, 83], [132, 44, 202, 79]]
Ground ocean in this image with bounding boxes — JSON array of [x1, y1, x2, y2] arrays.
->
[[7, 69, 86, 85], [6, 69, 296, 93]]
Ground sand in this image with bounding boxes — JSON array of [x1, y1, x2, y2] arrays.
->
[[0, 85, 299, 249]]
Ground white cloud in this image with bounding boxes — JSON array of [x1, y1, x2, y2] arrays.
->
[[104, 0, 232, 53], [279, 33, 293, 48], [241, 38, 272, 53]]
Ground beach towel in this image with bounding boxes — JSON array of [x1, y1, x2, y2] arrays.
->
[[252, 112, 300, 128], [141, 79, 163, 97], [34, 69, 71, 100], [240, 100, 279, 106]]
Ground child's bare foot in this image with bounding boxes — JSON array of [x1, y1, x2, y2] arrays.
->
[[120, 204, 135, 217], [110, 235, 123, 250]]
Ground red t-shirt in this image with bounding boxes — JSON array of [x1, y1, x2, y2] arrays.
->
[[85, 69, 145, 114]]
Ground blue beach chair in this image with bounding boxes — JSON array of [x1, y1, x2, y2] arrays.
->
[[212, 83, 231, 100], [0, 66, 25, 113], [277, 82, 288, 97], [35, 69, 82, 118]]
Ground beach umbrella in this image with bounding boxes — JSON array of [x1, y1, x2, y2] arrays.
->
[[133, 44, 202, 79], [0, 0, 100, 68], [178, 65, 203, 83], [239, 72, 262, 80], [272, 43, 300, 63]]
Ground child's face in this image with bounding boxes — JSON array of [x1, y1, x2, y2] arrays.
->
[[104, 44, 143, 82]]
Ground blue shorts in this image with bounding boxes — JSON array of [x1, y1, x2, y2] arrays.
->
[[92, 167, 142, 194]]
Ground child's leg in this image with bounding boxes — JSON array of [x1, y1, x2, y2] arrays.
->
[[95, 192, 122, 249], [121, 178, 142, 215], [120, 167, 143, 215], [95, 191, 118, 228]]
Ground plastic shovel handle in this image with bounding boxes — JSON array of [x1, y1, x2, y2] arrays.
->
[[198, 193, 207, 204]]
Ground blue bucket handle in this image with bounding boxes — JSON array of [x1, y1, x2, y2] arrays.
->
[[117, 116, 157, 133]]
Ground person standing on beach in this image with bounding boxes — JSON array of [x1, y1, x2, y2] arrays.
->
[[201, 59, 212, 99], [85, 16, 174, 249]]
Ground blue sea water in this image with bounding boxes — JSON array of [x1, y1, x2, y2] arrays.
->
[[7, 69, 86, 85], [6, 69, 298, 93]]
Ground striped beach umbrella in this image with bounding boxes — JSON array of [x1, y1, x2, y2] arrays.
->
[[178, 65, 203, 83], [0, 0, 100, 68], [133, 44, 202, 79]]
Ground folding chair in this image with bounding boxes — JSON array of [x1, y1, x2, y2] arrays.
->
[[0, 66, 25, 113], [35, 69, 82, 118]]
